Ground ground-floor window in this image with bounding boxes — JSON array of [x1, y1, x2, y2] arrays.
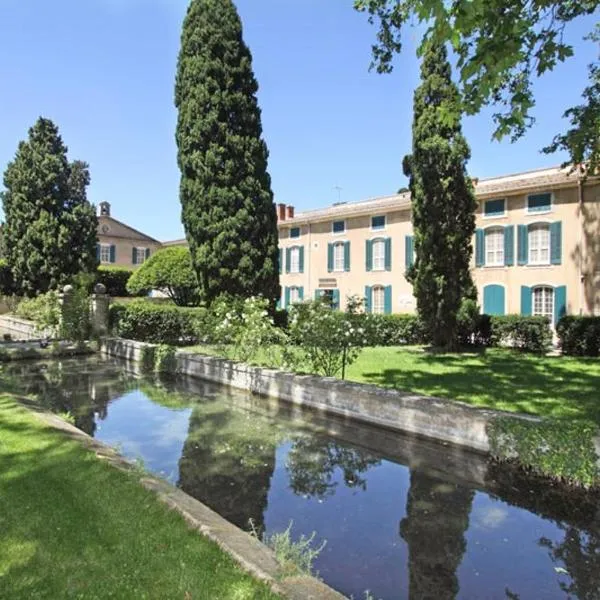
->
[[532, 285, 554, 321], [372, 285, 385, 314], [289, 286, 301, 305]]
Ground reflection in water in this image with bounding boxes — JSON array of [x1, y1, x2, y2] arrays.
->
[[3, 357, 600, 600], [400, 472, 473, 600]]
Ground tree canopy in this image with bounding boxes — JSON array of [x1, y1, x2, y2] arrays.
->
[[355, 0, 600, 173], [126, 246, 200, 306], [1, 118, 98, 296], [175, 0, 280, 306]]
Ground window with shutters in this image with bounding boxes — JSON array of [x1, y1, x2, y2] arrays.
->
[[289, 286, 301, 304], [485, 227, 504, 266], [100, 244, 111, 264], [528, 224, 550, 265], [134, 247, 148, 265], [372, 285, 385, 314], [333, 242, 345, 272], [289, 247, 300, 273], [372, 239, 385, 271], [532, 286, 554, 321]]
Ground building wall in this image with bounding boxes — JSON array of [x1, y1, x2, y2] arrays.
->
[[279, 181, 600, 319]]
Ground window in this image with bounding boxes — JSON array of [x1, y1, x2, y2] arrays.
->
[[134, 247, 148, 265], [289, 286, 301, 304], [289, 247, 300, 273], [527, 193, 552, 214], [290, 227, 301, 239], [372, 239, 385, 271], [533, 286, 554, 321], [371, 215, 386, 231], [333, 242, 345, 272], [332, 220, 345, 234], [100, 244, 111, 264], [372, 286, 385, 314], [529, 224, 550, 265], [484, 199, 506, 218], [485, 228, 504, 266]]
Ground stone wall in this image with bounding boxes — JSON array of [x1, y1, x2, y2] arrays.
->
[[0, 315, 44, 340]]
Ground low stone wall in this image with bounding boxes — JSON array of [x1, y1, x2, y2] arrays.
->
[[0, 315, 44, 340], [101, 338, 535, 453]]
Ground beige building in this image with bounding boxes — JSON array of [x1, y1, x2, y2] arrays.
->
[[278, 166, 600, 323], [96, 202, 162, 269]]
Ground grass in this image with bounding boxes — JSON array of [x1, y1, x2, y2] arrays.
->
[[185, 344, 600, 424], [0, 394, 280, 600]]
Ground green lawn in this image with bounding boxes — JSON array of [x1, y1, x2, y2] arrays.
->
[[0, 394, 280, 600], [185, 344, 600, 424]]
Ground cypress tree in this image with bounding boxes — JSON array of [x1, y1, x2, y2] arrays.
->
[[403, 42, 477, 348], [1, 118, 98, 296], [175, 0, 280, 305]]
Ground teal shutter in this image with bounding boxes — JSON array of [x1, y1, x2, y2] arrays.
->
[[344, 241, 351, 272], [145, 248, 151, 260], [517, 225, 528, 265], [299, 247, 304, 273], [521, 286, 532, 316], [96, 244, 100, 261], [110, 245, 116, 264], [284, 287, 290, 308], [554, 285, 567, 324], [405, 235, 414, 269], [279, 249, 282, 274], [364, 286, 372, 313], [366, 240, 373, 272], [314, 289, 324, 301], [384, 238, 392, 271], [483, 285, 505, 316], [550, 221, 562, 265], [327, 243, 334, 272], [276, 297, 281, 310], [384, 285, 392, 315], [132, 247, 137, 265], [285, 248, 291, 274], [475, 229, 485, 267], [332, 289, 340, 310], [298, 287, 304, 301], [504, 226, 514, 266]]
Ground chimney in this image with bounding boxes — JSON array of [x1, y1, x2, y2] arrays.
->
[[277, 203, 286, 221], [99, 201, 111, 217], [286, 205, 295, 219]]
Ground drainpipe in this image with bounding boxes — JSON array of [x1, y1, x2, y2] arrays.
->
[[578, 174, 585, 315]]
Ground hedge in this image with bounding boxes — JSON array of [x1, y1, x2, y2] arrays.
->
[[96, 266, 136, 297], [360, 313, 428, 346], [109, 301, 205, 346], [557, 316, 600, 357], [488, 315, 553, 354]]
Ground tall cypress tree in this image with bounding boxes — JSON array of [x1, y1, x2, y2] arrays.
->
[[403, 42, 477, 348], [175, 0, 280, 305], [1, 118, 98, 296]]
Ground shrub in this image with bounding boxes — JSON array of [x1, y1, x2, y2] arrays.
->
[[97, 266, 135, 297], [154, 344, 178, 374], [456, 298, 481, 346], [60, 274, 93, 344], [359, 313, 427, 346], [110, 300, 204, 345], [557, 315, 600, 357], [126, 247, 201, 306], [15, 291, 61, 337], [489, 315, 553, 354]]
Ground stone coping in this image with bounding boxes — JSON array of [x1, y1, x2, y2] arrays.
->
[[18, 398, 344, 600]]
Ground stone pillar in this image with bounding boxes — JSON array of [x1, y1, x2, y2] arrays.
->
[[90, 283, 110, 337], [57, 284, 75, 340]]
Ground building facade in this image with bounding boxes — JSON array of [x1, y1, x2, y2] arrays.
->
[[278, 166, 600, 323], [96, 202, 162, 269]]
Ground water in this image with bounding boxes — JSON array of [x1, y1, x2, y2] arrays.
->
[[2, 357, 599, 600]]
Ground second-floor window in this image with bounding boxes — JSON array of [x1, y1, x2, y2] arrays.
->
[[372, 285, 385, 314], [290, 227, 301, 239], [333, 242, 345, 272], [100, 244, 111, 264], [332, 220, 345, 234], [372, 239, 385, 271], [485, 228, 504, 266], [528, 224, 550, 265], [289, 247, 301, 273], [371, 215, 386, 231]]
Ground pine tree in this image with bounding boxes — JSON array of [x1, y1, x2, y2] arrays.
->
[[403, 42, 477, 348], [1, 118, 98, 296], [175, 0, 280, 305]]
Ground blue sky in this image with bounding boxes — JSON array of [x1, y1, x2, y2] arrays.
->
[[0, 1, 597, 242]]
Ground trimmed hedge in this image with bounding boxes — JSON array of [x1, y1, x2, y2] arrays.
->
[[488, 315, 553, 354], [360, 313, 428, 346], [109, 300, 205, 346], [96, 266, 136, 297], [557, 316, 600, 357]]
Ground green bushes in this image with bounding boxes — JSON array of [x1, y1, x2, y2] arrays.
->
[[557, 316, 600, 357], [0, 259, 15, 296], [109, 301, 204, 346], [96, 266, 135, 297], [14, 292, 61, 337], [361, 313, 427, 346], [489, 315, 553, 354]]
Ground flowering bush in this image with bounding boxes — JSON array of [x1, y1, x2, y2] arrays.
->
[[287, 298, 366, 378]]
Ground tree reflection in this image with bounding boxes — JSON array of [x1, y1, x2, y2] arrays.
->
[[285, 435, 381, 500], [400, 470, 474, 600], [178, 401, 280, 534]]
